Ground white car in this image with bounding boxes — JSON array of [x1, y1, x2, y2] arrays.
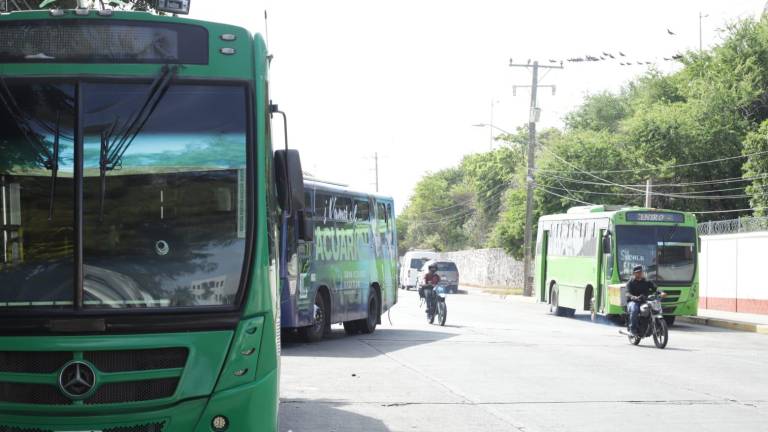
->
[[399, 250, 437, 290]]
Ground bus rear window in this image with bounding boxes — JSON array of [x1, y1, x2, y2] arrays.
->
[[0, 20, 208, 64]]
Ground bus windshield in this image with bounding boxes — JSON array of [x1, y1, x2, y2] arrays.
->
[[616, 225, 696, 284], [0, 80, 248, 309]]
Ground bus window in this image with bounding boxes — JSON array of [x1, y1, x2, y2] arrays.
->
[[356, 199, 370, 222]]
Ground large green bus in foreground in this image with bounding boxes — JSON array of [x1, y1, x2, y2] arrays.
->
[[535, 206, 699, 325], [0, 6, 304, 431]]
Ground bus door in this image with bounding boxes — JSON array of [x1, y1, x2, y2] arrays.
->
[[538, 230, 549, 303], [296, 239, 312, 307], [599, 228, 613, 313]]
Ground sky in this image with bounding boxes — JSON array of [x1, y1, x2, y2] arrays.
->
[[190, 0, 766, 213]]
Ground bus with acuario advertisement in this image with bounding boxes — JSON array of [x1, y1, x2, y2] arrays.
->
[[535, 205, 699, 325], [281, 179, 398, 342]]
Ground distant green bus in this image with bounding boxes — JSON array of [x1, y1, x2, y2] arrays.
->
[[535, 206, 699, 324], [0, 7, 305, 431], [281, 180, 397, 342]]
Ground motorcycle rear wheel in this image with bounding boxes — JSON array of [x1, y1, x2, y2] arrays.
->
[[653, 318, 669, 349]]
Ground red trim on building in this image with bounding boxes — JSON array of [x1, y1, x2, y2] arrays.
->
[[699, 297, 768, 315]]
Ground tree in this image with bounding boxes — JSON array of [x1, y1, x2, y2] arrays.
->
[[742, 120, 768, 216]]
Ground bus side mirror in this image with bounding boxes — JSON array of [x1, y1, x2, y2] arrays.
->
[[274, 149, 305, 213], [698, 236, 702, 253], [298, 210, 314, 242], [602, 234, 611, 253]]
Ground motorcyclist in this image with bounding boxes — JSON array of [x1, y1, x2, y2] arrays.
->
[[421, 263, 440, 315], [626, 265, 657, 337]]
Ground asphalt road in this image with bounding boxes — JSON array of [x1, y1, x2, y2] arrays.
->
[[279, 288, 768, 432]]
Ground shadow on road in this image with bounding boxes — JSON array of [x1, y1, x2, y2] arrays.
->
[[282, 327, 456, 358], [280, 398, 390, 432]]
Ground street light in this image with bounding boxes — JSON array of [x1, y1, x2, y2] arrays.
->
[[472, 123, 513, 135]]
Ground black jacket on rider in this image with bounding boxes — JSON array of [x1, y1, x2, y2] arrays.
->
[[626, 278, 657, 301]]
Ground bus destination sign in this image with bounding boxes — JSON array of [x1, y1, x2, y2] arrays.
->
[[626, 211, 685, 223]]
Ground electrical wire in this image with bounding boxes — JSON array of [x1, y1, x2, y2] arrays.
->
[[535, 149, 768, 175]]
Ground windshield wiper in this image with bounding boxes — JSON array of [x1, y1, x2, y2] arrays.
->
[[98, 65, 178, 220]]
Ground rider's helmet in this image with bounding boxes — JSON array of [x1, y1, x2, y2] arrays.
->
[[632, 265, 643, 274], [428, 263, 437, 271]]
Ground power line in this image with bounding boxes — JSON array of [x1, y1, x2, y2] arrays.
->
[[535, 149, 768, 175], [534, 170, 768, 188], [536, 185, 596, 205], [408, 181, 514, 216]]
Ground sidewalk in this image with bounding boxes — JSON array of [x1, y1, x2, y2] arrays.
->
[[680, 308, 768, 334]]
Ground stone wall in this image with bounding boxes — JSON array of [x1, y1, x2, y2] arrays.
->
[[437, 248, 524, 288]]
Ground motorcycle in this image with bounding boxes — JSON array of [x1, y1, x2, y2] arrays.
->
[[420, 283, 448, 326], [620, 293, 669, 349]]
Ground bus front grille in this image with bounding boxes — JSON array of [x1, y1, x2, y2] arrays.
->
[[0, 382, 72, 405], [85, 378, 179, 405], [84, 348, 188, 372], [0, 348, 186, 405], [0, 351, 73, 374], [0, 422, 165, 432]]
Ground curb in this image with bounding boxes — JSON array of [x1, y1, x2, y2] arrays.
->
[[678, 316, 768, 334]]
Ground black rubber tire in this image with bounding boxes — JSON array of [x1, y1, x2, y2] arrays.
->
[[300, 292, 328, 343], [359, 291, 379, 334], [629, 334, 641, 345], [653, 318, 669, 349], [437, 301, 447, 326], [663, 315, 676, 327], [343, 320, 360, 335]]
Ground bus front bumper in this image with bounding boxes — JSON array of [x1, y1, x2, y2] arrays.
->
[[0, 368, 279, 432]]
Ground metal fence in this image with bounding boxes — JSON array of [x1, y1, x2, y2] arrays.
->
[[698, 216, 768, 236]]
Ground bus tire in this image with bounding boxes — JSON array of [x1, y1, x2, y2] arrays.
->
[[549, 285, 573, 317], [300, 292, 328, 343], [359, 290, 380, 334], [343, 320, 361, 335], [663, 315, 676, 327]]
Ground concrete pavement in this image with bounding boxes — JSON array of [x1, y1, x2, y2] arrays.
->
[[279, 288, 768, 432]]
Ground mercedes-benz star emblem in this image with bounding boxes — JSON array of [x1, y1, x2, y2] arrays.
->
[[58, 361, 96, 399]]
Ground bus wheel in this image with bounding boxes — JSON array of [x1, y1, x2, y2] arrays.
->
[[663, 316, 676, 327], [359, 292, 380, 334], [550, 285, 571, 317], [343, 321, 360, 335], [300, 293, 328, 343]]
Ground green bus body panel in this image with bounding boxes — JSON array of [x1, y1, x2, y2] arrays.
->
[[0, 10, 280, 430], [534, 208, 700, 317], [0, 370, 278, 431], [0, 331, 232, 415]]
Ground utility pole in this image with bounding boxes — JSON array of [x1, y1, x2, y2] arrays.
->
[[645, 179, 652, 208], [374, 152, 379, 193], [509, 59, 562, 297]]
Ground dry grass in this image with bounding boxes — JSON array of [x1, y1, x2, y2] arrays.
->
[[480, 287, 523, 296]]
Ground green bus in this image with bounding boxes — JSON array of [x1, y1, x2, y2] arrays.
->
[[0, 6, 305, 431], [534, 206, 699, 325], [281, 180, 397, 342]]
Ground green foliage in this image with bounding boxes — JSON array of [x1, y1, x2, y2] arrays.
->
[[742, 120, 768, 216]]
